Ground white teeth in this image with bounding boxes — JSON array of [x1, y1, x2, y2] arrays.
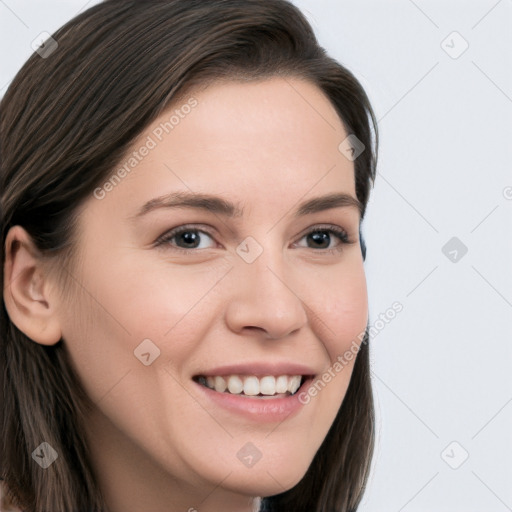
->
[[227, 375, 243, 394], [243, 376, 260, 396], [200, 374, 305, 397], [275, 375, 288, 394], [259, 376, 276, 395], [288, 375, 302, 394], [214, 376, 227, 393]]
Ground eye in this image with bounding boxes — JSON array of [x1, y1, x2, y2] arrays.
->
[[154, 224, 353, 254], [154, 225, 217, 251], [295, 225, 352, 253]]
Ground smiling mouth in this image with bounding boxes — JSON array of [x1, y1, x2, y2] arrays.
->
[[193, 374, 308, 398]]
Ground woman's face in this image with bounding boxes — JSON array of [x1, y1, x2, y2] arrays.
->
[[57, 78, 368, 510]]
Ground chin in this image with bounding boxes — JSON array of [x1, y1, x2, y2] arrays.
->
[[223, 468, 306, 498], [213, 450, 312, 497]]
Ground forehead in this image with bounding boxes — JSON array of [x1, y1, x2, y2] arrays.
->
[[83, 77, 357, 221], [172, 77, 349, 161]]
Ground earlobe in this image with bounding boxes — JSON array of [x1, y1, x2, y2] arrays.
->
[[3, 226, 62, 346]]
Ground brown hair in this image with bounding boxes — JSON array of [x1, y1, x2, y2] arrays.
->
[[0, 1, 378, 510]]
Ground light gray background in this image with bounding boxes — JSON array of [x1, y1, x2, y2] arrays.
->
[[1, 1, 511, 511]]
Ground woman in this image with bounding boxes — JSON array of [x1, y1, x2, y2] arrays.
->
[[0, 1, 378, 511]]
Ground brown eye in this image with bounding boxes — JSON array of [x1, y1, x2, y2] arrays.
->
[[296, 226, 350, 251], [155, 226, 216, 251]]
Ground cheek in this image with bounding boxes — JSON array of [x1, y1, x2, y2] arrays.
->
[[296, 260, 367, 424], [69, 251, 230, 343], [60, 257, 230, 399], [305, 260, 368, 360], [58, 259, 233, 470]]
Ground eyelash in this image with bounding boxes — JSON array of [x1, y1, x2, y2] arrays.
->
[[154, 224, 353, 255]]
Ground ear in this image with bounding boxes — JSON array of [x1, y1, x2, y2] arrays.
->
[[3, 225, 62, 346]]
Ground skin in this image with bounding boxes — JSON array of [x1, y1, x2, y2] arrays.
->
[[4, 78, 368, 512]]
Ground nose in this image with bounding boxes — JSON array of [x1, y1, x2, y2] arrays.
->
[[224, 248, 308, 340]]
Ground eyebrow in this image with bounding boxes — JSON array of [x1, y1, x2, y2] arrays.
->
[[131, 191, 363, 220]]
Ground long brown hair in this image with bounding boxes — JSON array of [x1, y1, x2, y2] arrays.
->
[[0, 1, 378, 510]]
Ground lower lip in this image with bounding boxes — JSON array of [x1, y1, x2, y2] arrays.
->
[[194, 377, 314, 423]]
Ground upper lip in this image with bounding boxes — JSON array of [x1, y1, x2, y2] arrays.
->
[[193, 362, 318, 378]]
